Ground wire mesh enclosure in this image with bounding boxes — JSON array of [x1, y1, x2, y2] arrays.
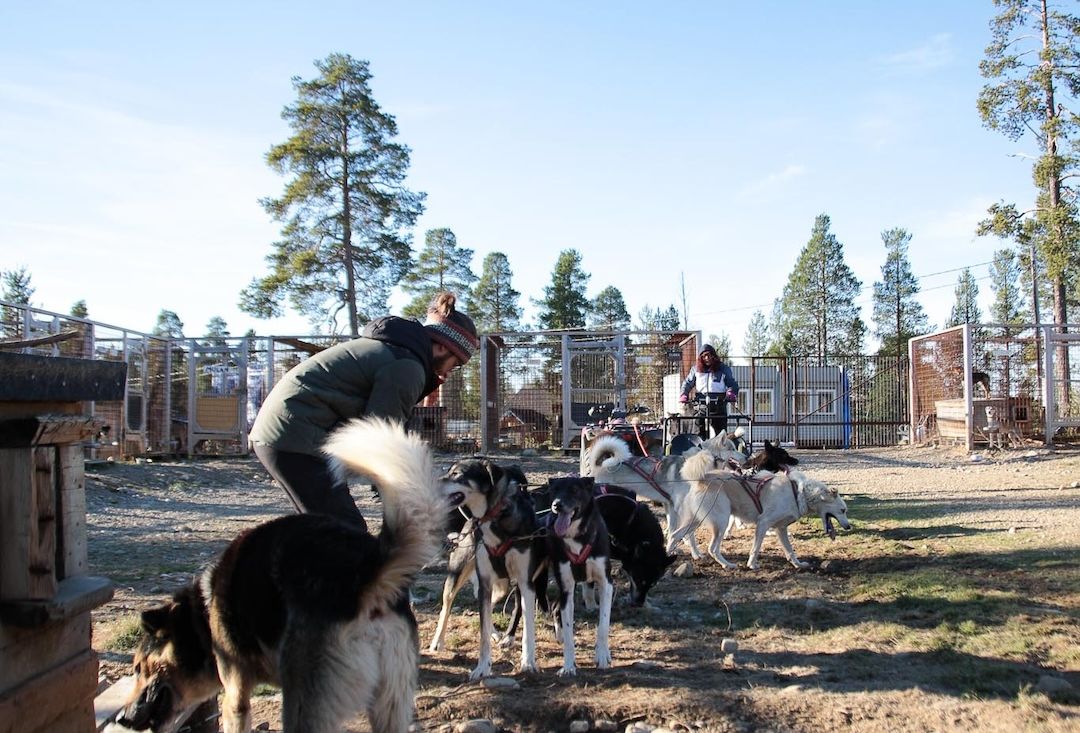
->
[[8, 298, 1074, 457], [478, 330, 699, 453], [908, 323, 1075, 448], [730, 354, 909, 448]]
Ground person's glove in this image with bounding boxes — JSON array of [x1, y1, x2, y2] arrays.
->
[[725, 389, 738, 403], [678, 394, 689, 404]]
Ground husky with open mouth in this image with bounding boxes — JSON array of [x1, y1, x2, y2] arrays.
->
[[545, 476, 614, 676], [668, 451, 850, 570]]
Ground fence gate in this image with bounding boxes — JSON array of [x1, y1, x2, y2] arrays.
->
[[1044, 326, 1080, 437], [182, 339, 249, 455], [562, 335, 626, 450]]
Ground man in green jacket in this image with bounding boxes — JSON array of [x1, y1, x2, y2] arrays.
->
[[249, 292, 479, 530]]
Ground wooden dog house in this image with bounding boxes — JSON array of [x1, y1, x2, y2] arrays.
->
[[0, 352, 123, 733]]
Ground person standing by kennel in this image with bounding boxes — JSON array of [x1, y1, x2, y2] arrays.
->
[[249, 291, 479, 531], [678, 344, 739, 439]]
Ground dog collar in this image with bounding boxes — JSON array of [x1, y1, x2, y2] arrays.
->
[[489, 537, 516, 558]]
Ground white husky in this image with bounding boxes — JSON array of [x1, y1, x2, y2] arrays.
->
[[667, 450, 850, 569], [586, 433, 744, 557]]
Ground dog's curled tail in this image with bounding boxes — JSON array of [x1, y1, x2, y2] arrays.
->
[[680, 448, 716, 485], [323, 417, 447, 611], [590, 435, 632, 473]]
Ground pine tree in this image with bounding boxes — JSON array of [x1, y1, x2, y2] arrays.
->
[[535, 250, 590, 330], [1, 266, 35, 338], [709, 333, 732, 360], [742, 310, 770, 357], [69, 300, 89, 318], [989, 248, 1028, 328], [871, 227, 929, 357], [400, 228, 477, 318], [589, 286, 631, 331], [471, 252, 523, 333], [946, 269, 982, 326], [977, 0, 1080, 329], [204, 316, 230, 347], [772, 214, 863, 359], [152, 310, 185, 339], [240, 54, 425, 335]]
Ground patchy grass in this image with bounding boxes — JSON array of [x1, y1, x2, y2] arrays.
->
[[99, 614, 143, 652]]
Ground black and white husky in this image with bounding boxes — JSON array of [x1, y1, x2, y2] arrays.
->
[[546, 476, 613, 677], [115, 418, 453, 733], [433, 459, 548, 679]]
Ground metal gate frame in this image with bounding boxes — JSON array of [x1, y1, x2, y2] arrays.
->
[[1043, 325, 1080, 439], [561, 334, 627, 450]]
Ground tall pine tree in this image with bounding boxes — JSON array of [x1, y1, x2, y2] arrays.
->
[[771, 214, 863, 358], [742, 310, 770, 357], [978, 0, 1080, 330], [240, 54, 425, 335], [400, 228, 477, 318], [871, 227, 929, 357], [589, 286, 631, 331], [946, 269, 983, 326], [535, 250, 590, 331], [471, 252, 522, 333]]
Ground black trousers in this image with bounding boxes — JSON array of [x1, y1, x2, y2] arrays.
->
[[253, 443, 368, 532], [696, 399, 729, 439]]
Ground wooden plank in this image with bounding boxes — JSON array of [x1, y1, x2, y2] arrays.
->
[[0, 416, 102, 449], [0, 576, 113, 627], [0, 330, 79, 350], [0, 352, 126, 403], [28, 448, 57, 600], [93, 676, 134, 731], [56, 444, 87, 579], [0, 403, 83, 420], [0, 649, 98, 733], [0, 449, 35, 602], [0, 614, 90, 690], [36, 699, 96, 733]]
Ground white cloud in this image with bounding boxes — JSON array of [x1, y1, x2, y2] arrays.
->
[[734, 164, 807, 204], [875, 33, 954, 74]]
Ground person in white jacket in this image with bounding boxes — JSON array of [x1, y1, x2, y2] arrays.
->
[[678, 344, 739, 439]]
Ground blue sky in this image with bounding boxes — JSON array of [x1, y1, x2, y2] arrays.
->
[[0, 2, 1035, 349]]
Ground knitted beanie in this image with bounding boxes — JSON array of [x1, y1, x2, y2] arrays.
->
[[424, 292, 479, 363]]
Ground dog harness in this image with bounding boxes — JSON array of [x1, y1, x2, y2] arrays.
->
[[563, 541, 592, 565], [734, 474, 800, 514], [623, 457, 673, 502]]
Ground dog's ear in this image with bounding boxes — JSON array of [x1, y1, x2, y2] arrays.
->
[[140, 604, 171, 634], [483, 460, 503, 488], [505, 465, 528, 489]]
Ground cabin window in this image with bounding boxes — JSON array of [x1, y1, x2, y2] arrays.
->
[[740, 388, 773, 415], [795, 389, 836, 416]]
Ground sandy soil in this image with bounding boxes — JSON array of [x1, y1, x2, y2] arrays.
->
[[87, 443, 1080, 732]]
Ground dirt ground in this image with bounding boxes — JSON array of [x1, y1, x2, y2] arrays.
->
[[87, 444, 1080, 732]]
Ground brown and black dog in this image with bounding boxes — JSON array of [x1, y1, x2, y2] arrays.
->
[[115, 418, 455, 733]]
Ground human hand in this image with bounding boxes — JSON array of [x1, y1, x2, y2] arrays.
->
[[678, 394, 689, 404], [725, 389, 737, 403]]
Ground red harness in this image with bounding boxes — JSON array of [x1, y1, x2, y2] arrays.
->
[[735, 474, 799, 514], [563, 542, 593, 565], [624, 457, 673, 502]]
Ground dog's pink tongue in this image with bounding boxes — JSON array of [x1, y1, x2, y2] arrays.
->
[[553, 512, 572, 537]]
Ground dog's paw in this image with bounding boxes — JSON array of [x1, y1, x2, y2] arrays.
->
[[746, 560, 760, 570], [495, 633, 515, 649], [557, 665, 578, 677], [596, 651, 612, 668], [518, 661, 538, 675], [468, 665, 491, 681]]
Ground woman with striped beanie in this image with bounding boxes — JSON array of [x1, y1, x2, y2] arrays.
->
[[249, 291, 478, 530]]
